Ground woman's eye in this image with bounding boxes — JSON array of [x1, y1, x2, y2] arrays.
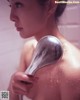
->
[[9, 4, 11, 7], [15, 2, 23, 8]]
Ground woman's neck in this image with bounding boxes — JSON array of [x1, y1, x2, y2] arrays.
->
[[34, 24, 64, 41], [34, 17, 64, 41]]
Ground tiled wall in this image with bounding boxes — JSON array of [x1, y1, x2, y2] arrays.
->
[[0, 0, 80, 100], [59, 0, 80, 48]]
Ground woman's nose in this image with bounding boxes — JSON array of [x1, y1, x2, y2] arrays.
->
[[10, 8, 18, 22]]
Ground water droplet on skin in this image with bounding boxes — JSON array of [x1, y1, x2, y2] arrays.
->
[[56, 79, 59, 83]]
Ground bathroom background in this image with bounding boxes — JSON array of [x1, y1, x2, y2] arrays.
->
[[0, 0, 80, 100]]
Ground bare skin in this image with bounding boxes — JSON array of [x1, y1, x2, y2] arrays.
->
[[7, 0, 80, 100], [8, 38, 80, 100], [23, 39, 80, 100]]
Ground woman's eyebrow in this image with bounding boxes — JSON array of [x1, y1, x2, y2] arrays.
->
[[7, 0, 12, 2], [7, 0, 10, 2]]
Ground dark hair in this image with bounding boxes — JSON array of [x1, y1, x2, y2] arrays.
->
[[7, 0, 67, 21], [55, 0, 68, 18], [38, 0, 68, 21]]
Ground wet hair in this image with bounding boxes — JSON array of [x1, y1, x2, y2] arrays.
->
[[38, 0, 68, 21]]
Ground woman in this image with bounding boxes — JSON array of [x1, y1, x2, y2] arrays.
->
[[8, 0, 80, 100]]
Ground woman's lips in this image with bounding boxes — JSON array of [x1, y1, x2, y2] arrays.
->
[[16, 27, 23, 31], [15, 24, 23, 31]]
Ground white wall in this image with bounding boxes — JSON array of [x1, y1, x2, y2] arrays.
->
[[58, 0, 80, 48], [0, 0, 80, 99], [0, 0, 24, 90]]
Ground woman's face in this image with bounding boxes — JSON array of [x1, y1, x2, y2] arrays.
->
[[9, 0, 49, 38]]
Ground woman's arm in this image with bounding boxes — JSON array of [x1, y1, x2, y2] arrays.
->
[[8, 74, 22, 100], [8, 40, 36, 100], [8, 43, 30, 100]]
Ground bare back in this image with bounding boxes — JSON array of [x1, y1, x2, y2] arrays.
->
[[20, 38, 80, 100]]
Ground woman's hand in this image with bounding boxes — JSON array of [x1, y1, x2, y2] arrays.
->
[[11, 72, 36, 97]]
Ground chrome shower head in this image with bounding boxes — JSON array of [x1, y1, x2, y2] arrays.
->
[[25, 35, 63, 76]]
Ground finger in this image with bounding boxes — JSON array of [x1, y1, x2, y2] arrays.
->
[[13, 72, 35, 83], [12, 83, 32, 96], [12, 79, 33, 92], [12, 86, 28, 95]]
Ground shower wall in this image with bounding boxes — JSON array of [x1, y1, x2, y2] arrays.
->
[[59, 0, 80, 49], [0, 0, 24, 90], [0, 0, 80, 100]]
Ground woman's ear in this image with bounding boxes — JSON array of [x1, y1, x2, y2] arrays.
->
[[47, 0, 58, 16]]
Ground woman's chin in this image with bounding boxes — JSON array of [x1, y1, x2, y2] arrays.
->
[[19, 31, 33, 39]]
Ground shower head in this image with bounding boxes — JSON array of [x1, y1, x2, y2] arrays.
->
[[25, 35, 63, 76]]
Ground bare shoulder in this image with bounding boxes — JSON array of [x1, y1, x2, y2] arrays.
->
[[21, 38, 37, 63], [22, 38, 37, 53], [18, 38, 37, 71], [60, 41, 80, 78], [59, 41, 80, 99]]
